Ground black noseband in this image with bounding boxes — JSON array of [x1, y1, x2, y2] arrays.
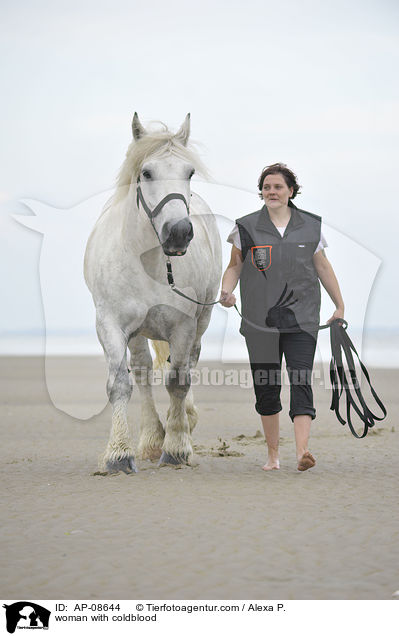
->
[[136, 179, 190, 219]]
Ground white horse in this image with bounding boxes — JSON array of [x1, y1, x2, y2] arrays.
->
[[84, 113, 222, 472]]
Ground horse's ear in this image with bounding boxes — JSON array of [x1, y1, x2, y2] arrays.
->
[[174, 113, 190, 146], [132, 112, 147, 140]]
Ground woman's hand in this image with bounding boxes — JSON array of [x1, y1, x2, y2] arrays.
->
[[219, 290, 236, 307], [327, 307, 345, 325]]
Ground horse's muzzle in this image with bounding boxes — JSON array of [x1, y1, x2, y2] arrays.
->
[[162, 217, 194, 256], [164, 249, 187, 256]]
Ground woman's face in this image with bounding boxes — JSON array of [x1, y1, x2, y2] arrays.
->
[[261, 173, 293, 209]]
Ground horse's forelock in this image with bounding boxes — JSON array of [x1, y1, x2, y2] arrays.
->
[[113, 127, 209, 204]]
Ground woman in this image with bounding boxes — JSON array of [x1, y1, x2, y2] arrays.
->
[[219, 163, 344, 472]]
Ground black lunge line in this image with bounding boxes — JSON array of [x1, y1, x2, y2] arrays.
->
[[328, 319, 387, 438]]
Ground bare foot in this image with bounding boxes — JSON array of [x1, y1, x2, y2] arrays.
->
[[262, 458, 280, 471], [297, 451, 316, 471]]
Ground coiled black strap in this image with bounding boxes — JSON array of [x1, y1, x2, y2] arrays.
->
[[328, 319, 387, 437]]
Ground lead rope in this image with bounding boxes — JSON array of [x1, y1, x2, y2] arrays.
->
[[328, 318, 387, 437]]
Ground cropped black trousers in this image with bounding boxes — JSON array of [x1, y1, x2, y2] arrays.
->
[[244, 329, 318, 421]]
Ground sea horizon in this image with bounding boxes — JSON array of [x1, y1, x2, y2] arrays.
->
[[0, 327, 398, 368]]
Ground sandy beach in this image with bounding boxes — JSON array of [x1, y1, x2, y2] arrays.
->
[[1, 356, 398, 600]]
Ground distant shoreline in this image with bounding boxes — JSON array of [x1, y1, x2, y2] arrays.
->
[[1, 331, 398, 367]]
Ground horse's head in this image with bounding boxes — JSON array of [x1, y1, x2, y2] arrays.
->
[[133, 113, 195, 256]]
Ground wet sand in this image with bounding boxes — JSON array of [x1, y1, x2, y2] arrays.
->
[[1, 356, 398, 600]]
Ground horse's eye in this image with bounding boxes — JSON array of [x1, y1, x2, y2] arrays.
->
[[189, 169, 195, 179], [142, 170, 152, 179]]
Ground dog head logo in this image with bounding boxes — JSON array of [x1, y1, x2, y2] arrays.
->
[[3, 602, 51, 633]]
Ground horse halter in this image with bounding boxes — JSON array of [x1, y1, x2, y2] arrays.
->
[[136, 176, 191, 251], [135, 177, 221, 307], [136, 177, 189, 219]]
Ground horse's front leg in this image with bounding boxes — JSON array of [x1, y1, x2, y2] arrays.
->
[[185, 342, 201, 434], [128, 335, 165, 460], [160, 330, 195, 466], [185, 307, 214, 434], [97, 319, 136, 473]]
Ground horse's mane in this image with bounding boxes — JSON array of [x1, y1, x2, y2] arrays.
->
[[109, 121, 210, 207]]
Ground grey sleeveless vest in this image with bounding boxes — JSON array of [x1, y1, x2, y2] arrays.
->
[[236, 201, 321, 335]]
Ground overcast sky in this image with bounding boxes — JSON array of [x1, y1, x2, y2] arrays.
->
[[1, 0, 398, 342]]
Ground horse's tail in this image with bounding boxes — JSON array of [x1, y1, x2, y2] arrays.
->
[[150, 339, 170, 370]]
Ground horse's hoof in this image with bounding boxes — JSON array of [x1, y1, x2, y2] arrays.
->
[[158, 451, 188, 466], [106, 456, 138, 474]]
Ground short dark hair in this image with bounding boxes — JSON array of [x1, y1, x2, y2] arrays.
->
[[258, 163, 301, 200]]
